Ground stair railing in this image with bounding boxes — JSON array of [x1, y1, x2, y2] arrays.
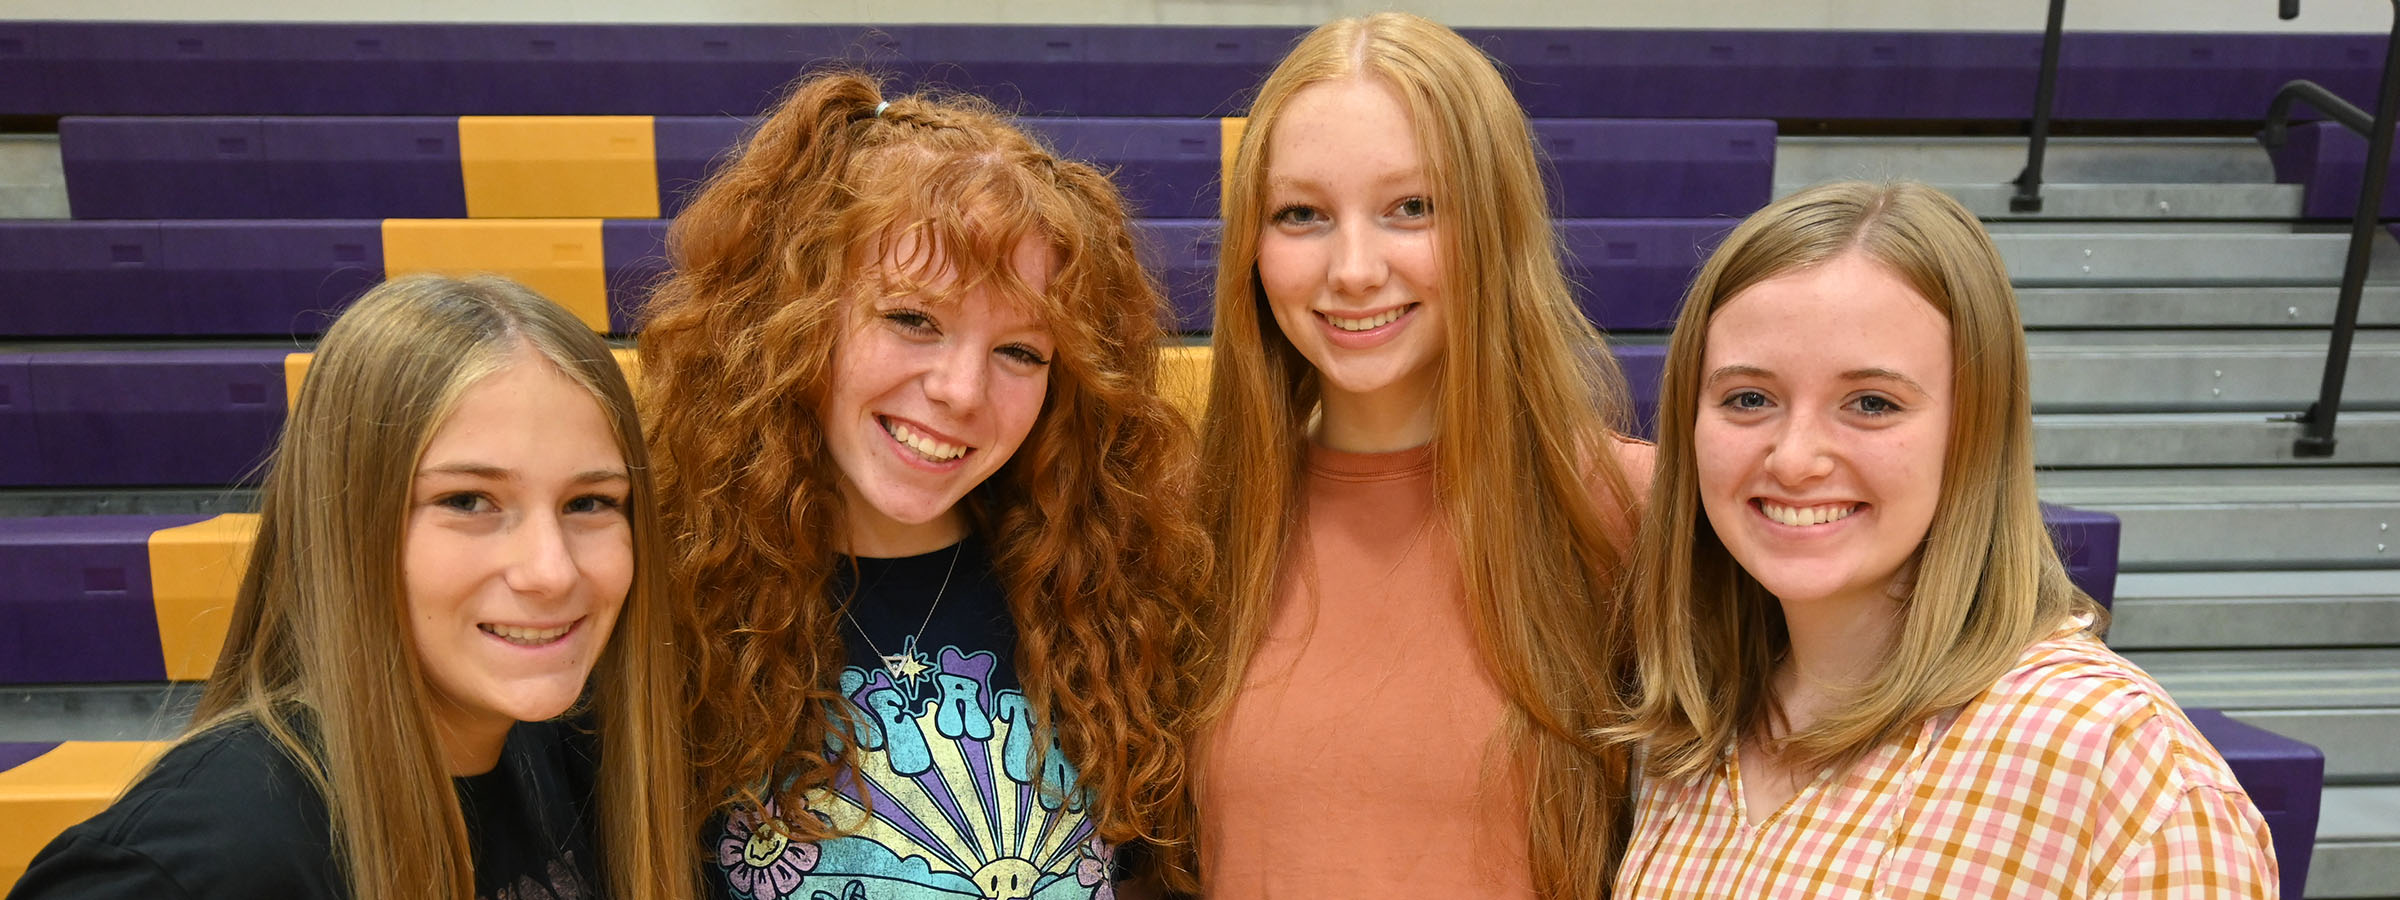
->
[[2260, 0, 2400, 457], [2009, 0, 2070, 213]]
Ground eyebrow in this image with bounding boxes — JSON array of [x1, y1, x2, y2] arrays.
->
[[416, 463, 629, 485], [1702, 365, 1929, 395], [1266, 167, 1427, 193]]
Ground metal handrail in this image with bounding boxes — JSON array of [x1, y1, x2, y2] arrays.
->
[[2259, 0, 2400, 457], [2010, 0, 2069, 213]]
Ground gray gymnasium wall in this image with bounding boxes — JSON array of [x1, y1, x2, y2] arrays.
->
[[0, 0, 2390, 31]]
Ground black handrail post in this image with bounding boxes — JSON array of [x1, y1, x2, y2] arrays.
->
[[2011, 0, 2069, 214], [2294, 0, 2400, 457]]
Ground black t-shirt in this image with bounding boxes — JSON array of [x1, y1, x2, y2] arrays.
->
[[704, 537, 1130, 900], [8, 717, 598, 900]]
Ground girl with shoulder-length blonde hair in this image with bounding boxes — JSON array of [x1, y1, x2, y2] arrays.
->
[[1193, 12, 1653, 898], [1610, 181, 2276, 897], [10, 274, 693, 900], [642, 71, 1207, 898]]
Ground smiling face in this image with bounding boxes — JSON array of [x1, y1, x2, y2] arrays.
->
[[403, 346, 631, 773], [1257, 76, 1446, 449], [1695, 252, 1953, 615], [819, 231, 1058, 557]]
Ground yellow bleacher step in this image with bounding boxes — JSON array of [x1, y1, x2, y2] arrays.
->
[[0, 742, 171, 891]]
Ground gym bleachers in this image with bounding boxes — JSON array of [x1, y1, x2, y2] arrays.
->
[[0, 19, 2384, 898]]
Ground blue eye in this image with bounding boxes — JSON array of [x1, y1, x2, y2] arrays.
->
[[1270, 204, 1322, 226], [1853, 394, 1902, 416], [565, 493, 624, 515], [1722, 390, 1770, 411], [436, 492, 493, 513]]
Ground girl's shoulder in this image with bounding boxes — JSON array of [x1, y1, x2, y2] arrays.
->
[[10, 720, 344, 900]]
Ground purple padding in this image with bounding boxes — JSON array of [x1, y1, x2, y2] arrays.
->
[[653, 117, 748, 217], [0, 221, 169, 338], [0, 742, 61, 773], [1080, 26, 1294, 117], [263, 118, 466, 218], [2184, 709, 2321, 900], [2267, 120, 2400, 220], [9, 25, 2390, 119], [603, 219, 672, 333], [21, 350, 291, 487], [0, 221, 383, 337], [61, 118, 274, 219], [0, 355, 35, 481], [162, 221, 384, 336], [1560, 219, 1737, 333], [0, 515, 200, 683], [2042, 503, 2121, 609], [1614, 343, 1665, 440], [1022, 119, 1221, 219], [1131, 220, 1215, 332], [1537, 120, 1773, 218]]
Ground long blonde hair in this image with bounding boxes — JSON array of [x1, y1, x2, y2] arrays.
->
[[1617, 181, 2102, 781], [191, 274, 693, 900], [1196, 13, 1642, 896]]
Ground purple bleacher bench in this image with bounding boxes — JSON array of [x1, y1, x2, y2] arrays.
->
[[0, 516, 201, 683], [2184, 708, 2322, 900], [1, 350, 289, 487], [3, 23, 2386, 120], [2043, 502, 2122, 609], [2266, 119, 2400, 220]]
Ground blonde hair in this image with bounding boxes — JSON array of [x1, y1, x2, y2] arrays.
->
[[190, 274, 693, 900], [1196, 13, 1642, 896], [1616, 181, 2103, 781]]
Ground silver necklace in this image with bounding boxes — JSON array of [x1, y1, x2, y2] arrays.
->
[[843, 541, 964, 683]]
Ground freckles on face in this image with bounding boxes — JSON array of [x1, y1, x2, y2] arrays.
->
[[1691, 252, 1953, 612], [816, 231, 1058, 556], [1255, 76, 1447, 419], [402, 348, 632, 757]]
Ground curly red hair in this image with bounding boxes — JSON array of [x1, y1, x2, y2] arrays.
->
[[639, 71, 1208, 888]]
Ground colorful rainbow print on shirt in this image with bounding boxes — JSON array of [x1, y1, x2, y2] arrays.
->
[[715, 643, 1116, 900]]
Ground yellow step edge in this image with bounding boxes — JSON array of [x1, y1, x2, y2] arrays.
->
[[283, 348, 641, 411], [457, 116, 660, 219], [1219, 117, 1247, 195], [146, 515, 259, 682], [0, 741, 171, 891], [379, 219, 613, 333]]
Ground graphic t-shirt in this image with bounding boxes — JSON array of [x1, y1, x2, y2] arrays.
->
[[708, 537, 1119, 900], [10, 717, 598, 900]]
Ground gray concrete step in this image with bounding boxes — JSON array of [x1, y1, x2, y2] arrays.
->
[[2024, 330, 2400, 412], [0, 683, 195, 743], [1993, 228, 2400, 287], [2224, 708, 2397, 784], [1778, 180, 2305, 220], [2036, 467, 2400, 571], [2035, 412, 2400, 467], [2017, 286, 2400, 329], [2108, 571, 2400, 650], [1776, 136, 2281, 186], [0, 135, 67, 220], [2315, 786, 2400, 898]]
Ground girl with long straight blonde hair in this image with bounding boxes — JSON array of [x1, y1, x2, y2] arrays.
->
[[642, 71, 1207, 898], [9, 275, 693, 900], [1610, 182, 2275, 897], [1192, 13, 1652, 898]]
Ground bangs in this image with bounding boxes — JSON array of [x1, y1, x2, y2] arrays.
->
[[840, 146, 1078, 331]]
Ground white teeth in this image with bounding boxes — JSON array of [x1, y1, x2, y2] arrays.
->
[[886, 421, 968, 461], [481, 623, 571, 646], [1325, 307, 1406, 332], [1760, 500, 1858, 527]]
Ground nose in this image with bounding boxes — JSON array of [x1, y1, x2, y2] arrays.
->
[[1327, 221, 1388, 298], [920, 338, 988, 411], [1762, 408, 1837, 486], [504, 511, 580, 601]]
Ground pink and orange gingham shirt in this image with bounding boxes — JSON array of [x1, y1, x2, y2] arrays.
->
[[1617, 629, 2279, 898]]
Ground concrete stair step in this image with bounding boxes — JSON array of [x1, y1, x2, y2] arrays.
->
[[2108, 571, 2400, 649], [2222, 708, 2400, 784], [1991, 228, 2400, 287], [1775, 136, 2281, 185], [2312, 785, 2400, 898], [2023, 330, 2400, 411], [0, 488, 258, 519], [2016, 286, 2400, 330], [0, 683, 194, 744], [1776, 181, 2304, 220], [2036, 467, 2400, 571], [2035, 412, 2400, 467], [0, 135, 66, 220]]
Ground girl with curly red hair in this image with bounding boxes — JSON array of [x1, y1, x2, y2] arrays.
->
[[639, 71, 1207, 899]]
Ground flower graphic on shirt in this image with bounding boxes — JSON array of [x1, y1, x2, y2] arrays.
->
[[1075, 837, 1116, 900], [719, 799, 821, 899]]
